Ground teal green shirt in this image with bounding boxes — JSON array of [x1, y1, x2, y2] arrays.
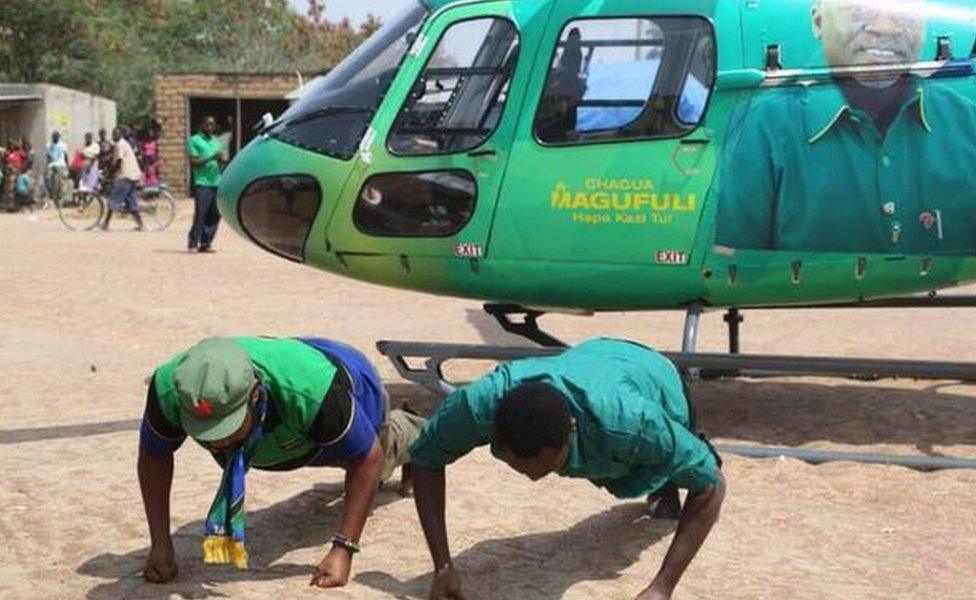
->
[[187, 133, 223, 188], [409, 338, 720, 495], [151, 337, 337, 468], [715, 79, 976, 254]]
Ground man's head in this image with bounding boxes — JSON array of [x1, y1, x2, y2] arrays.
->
[[98, 128, 106, 140], [51, 131, 60, 144], [494, 382, 574, 481], [201, 116, 217, 136], [173, 338, 260, 450], [111, 127, 122, 142], [84, 132, 93, 145], [814, 0, 926, 69]]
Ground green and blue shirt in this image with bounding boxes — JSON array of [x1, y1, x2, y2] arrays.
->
[[409, 338, 720, 496], [141, 337, 385, 470]]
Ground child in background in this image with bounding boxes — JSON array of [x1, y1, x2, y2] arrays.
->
[[3, 140, 26, 211], [140, 126, 160, 187], [15, 160, 36, 212]]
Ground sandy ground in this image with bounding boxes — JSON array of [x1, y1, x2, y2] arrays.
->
[[0, 206, 974, 600]]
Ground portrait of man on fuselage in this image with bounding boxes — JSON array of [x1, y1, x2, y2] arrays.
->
[[817, 0, 925, 133], [715, 0, 976, 256]]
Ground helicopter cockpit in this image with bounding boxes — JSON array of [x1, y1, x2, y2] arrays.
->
[[222, 0, 719, 273], [266, 1, 429, 161]]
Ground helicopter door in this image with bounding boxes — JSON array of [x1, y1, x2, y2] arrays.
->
[[326, 1, 550, 261], [489, 7, 717, 266]]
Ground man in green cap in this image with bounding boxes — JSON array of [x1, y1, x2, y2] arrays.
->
[[715, 0, 976, 255], [408, 338, 724, 600], [138, 336, 424, 589]]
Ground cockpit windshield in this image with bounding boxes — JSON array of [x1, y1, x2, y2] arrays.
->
[[269, 1, 429, 159]]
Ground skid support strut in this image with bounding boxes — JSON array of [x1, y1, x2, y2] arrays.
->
[[483, 303, 567, 347], [724, 308, 743, 354]]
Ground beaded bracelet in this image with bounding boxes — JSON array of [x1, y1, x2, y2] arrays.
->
[[331, 534, 361, 554]]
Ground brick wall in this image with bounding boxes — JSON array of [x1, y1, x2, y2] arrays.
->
[[154, 73, 296, 197]]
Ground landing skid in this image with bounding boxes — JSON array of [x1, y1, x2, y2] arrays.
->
[[378, 295, 976, 471]]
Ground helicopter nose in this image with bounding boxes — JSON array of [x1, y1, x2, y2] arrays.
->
[[217, 137, 332, 264]]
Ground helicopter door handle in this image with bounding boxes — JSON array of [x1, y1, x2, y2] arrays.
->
[[679, 138, 710, 146], [468, 148, 498, 158]]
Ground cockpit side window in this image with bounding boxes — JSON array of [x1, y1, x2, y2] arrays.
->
[[353, 170, 477, 237], [388, 17, 520, 156], [534, 17, 715, 145]]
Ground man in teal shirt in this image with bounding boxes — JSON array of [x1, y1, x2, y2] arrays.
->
[[187, 116, 224, 252], [410, 338, 724, 600], [715, 0, 976, 255]]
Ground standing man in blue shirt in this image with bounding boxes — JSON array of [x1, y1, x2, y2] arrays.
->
[[44, 131, 68, 201]]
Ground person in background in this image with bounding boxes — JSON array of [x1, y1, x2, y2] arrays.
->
[[101, 126, 145, 231], [14, 158, 37, 212], [78, 133, 102, 194], [126, 125, 140, 161], [45, 131, 69, 201], [186, 116, 224, 253], [97, 128, 115, 175], [3, 140, 27, 212], [217, 116, 234, 163], [140, 123, 161, 188], [20, 136, 34, 170], [0, 144, 7, 207]]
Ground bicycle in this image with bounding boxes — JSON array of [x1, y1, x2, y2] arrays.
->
[[32, 165, 72, 211], [57, 181, 177, 232]]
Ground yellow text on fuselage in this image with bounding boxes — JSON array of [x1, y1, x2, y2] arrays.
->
[[550, 181, 697, 213]]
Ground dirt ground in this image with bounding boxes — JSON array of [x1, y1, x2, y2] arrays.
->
[[0, 207, 974, 600]]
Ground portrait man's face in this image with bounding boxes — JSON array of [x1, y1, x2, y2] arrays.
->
[[814, 0, 926, 68]]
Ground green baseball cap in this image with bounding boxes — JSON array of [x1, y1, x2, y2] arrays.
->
[[174, 338, 257, 442]]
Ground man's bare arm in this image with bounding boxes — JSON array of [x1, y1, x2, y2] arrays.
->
[[310, 439, 384, 588], [137, 447, 178, 583], [640, 472, 726, 599], [413, 465, 466, 599]]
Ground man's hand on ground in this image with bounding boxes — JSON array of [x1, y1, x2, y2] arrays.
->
[[429, 564, 465, 600], [142, 544, 178, 584], [309, 546, 352, 588]]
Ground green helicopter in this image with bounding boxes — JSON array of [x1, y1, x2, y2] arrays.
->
[[216, 0, 976, 411]]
